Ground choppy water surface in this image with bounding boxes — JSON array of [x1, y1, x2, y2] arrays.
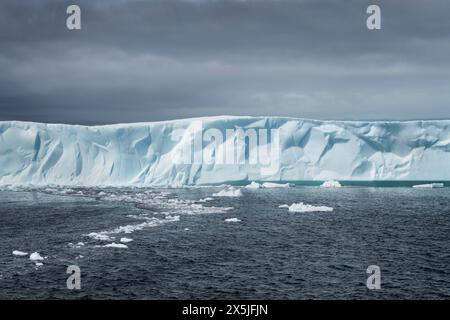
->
[[0, 185, 449, 299]]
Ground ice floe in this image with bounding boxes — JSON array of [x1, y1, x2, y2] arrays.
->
[[12, 250, 28, 256], [261, 182, 291, 188], [103, 243, 128, 249], [224, 218, 241, 222], [196, 197, 214, 203], [245, 181, 261, 189], [281, 202, 334, 213], [213, 187, 243, 197], [320, 180, 342, 188], [412, 183, 444, 189], [120, 237, 133, 243], [29, 252, 44, 261]]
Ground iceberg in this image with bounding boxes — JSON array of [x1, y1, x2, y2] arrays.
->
[[283, 202, 334, 213], [103, 243, 128, 249], [1, 116, 450, 186], [245, 181, 262, 189], [320, 180, 342, 188], [29, 252, 44, 261], [224, 218, 241, 222], [212, 187, 243, 197], [120, 237, 133, 243], [12, 250, 28, 256], [412, 183, 444, 188], [261, 182, 291, 188]]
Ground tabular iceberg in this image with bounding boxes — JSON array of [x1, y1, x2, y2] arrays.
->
[[1, 116, 449, 186]]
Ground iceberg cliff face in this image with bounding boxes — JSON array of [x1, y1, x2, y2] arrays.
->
[[0, 116, 449, 186]]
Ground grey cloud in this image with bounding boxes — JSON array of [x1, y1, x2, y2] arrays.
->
[[0, 0, 449, 124]]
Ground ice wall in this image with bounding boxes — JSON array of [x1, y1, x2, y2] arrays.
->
[[1, 116, 449, 186]]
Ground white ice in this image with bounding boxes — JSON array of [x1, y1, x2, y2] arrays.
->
[[103, 243, 128, 249], [213, 187, 243, 197], [245, 181, 261, 189], [412, 183, 444, 188], [12, 250, 28, 256], [320, 180, 342, 188], [224, 218, 241, 222], [120, 237, 133, 243], [261, 182, 291, 188], [29, 252, 44, 261], [2, 116, 449, 186], [283, 202, 334, 213]]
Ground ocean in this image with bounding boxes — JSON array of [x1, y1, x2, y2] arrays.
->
[[0, 185, 449, 299]]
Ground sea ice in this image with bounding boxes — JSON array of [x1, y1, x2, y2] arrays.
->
[[262, 182, 291, 188], [320, 180, 342, 188], [197, 197, 214, 202], [12, 250, 28, 256], [120, 237, 133, 243], [283, 202, 334, 213], [412, 183, 444, 188], [29, 252, 44, 261], [103, 243, 128, 249], [213, 187, 243, 197], [245, 181, 261, 189], [224, 218, 241, 222], [1, 117, 450, 186]]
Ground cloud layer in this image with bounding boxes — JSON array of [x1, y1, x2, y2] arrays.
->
[[1, 0, 449, 124]]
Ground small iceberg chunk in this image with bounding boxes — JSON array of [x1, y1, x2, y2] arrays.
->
[[213, 187, 243, 197], [120, 237, 133, 243], [224, 218, 241, 223], [262, 182, 291, 188], [282, 202, 333, 213], [103, 243, 128, 249], [29, 252, 44, 261], [197, 197, 214, 202], [320, 180, 342, 188], [12, 250, 28, 256], [245, 181, 261, 189], [413, 183, 444, 189]]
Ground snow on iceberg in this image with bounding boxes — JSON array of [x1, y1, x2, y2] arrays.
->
[[320, 180, 342, 188], [412, 183, 444, 188], [282, 202, 334, 213], [1, 116, 450, 186], [213, 187, 243, 197]]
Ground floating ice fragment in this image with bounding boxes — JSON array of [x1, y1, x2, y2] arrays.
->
[[262, 182, 291, 188], [29, 252, 44, 261], [120, 237, 133, 243], [213, 187, 243, 197], [320, 180, 342, 188], [282, 202, 333, 213], [87, 233, 115, 241], [103, 243, 128, 249], [225, 218, 241, 222], [245, 181, 261, 189], [412, 183, 444, 189], [13, 250, 28, 256]]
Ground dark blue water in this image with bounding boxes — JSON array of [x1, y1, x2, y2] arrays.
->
[[0, 186, 449, 299]]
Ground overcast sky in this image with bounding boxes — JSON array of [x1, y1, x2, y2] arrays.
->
[[1, 0, 449, 124]]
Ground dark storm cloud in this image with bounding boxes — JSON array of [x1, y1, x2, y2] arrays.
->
[[0, 0, 449, 124]]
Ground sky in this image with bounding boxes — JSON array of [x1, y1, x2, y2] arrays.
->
[[0, 0, 449, 124]]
